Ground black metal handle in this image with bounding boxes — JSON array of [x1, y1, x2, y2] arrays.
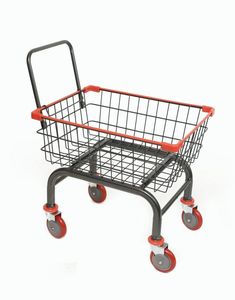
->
[[27, 40, 84, 111]]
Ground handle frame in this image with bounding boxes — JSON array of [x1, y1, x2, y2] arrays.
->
[[27, 40, 84, 112]]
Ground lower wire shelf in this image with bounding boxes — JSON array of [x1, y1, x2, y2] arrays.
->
[[46, 137, 186, 193]]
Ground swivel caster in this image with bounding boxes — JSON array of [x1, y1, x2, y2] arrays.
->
[[148, 236, 176, 273], [181, 198, 203, 230], [88, 184, 107, 203], [43, 204, 67, 238]]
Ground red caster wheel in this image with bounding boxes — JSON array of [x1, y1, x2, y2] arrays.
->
[[46, 213, 67, 238], [88, 184, 107, 203], [150, 248, 176, 273], [182, 207, 203, 230]]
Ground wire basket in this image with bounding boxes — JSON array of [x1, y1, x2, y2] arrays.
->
[[33, 86, 213, 193]]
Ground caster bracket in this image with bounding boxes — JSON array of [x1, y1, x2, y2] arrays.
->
[[182, 203, 194, 214], [151, 243, 168, 255], [46, 211, 61, 222]]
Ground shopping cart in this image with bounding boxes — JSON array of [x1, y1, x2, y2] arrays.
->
[[27, 40, 214, 273]]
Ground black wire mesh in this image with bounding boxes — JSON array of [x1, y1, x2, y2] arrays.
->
[[37, 89, 209, 193]]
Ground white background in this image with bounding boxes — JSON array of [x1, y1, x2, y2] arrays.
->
[[1, 0, 235, 299]]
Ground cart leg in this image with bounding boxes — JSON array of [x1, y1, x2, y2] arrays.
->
[[42, 169, 69, 238], [89, 153, 97, 174], [43, 168, 72, 239], [176, 157, 203, 230], [46, 169, 63, 208], [142, 190, 176, 273], [137, 190, 162, 240], [178, 157, 193, 201]]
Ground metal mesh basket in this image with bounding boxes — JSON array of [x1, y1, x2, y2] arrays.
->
[[33, 86, 213, 193]]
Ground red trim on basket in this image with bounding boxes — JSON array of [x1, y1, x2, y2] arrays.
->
[[100, 86, 203, 108], [161, 141, 184, 152], [202, 105, 215, 116], [31, 86, 214, 153], [31, 107, 44, 121], [33, 113, 179, 151], [83, 85, 101, 93], [98, 86, 215, 117]]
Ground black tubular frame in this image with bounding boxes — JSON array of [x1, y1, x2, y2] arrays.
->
[[28, 40, 212, 242], [46, 138, 193, 240], [27, 40, 84, 128]]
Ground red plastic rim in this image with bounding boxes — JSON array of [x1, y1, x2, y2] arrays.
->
[[182, 207, 203, 231], [43, 203, 58, 213], [97, 184, 107, 203], [150, 248, 176, 273], [55, 214, 67, 238]]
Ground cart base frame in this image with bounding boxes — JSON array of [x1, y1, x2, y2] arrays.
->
[[45, 138, 194, 241]]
